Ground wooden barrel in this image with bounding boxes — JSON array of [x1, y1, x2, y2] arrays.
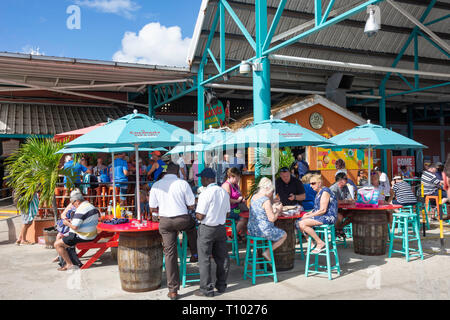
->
[[273, 219, 296, 271], [110, 247, 118, 262], [351, 210, 389, 256], [118, 231, 163, 292], [43, 230, 58, 249]]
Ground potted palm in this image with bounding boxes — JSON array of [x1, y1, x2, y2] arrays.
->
[[4, 137, 75, 244]]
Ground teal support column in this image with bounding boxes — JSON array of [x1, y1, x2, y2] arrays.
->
[[379, 85, 388, 173], [407, 106, 414, 157], [254, 0, 271, 178], [148, 85, 155, 117], [197, 71, 205, 185]]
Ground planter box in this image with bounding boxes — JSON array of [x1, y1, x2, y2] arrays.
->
[[25, 217, 55, 244]]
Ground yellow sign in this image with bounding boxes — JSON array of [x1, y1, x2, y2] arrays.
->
[[316, 134, 373, 170]]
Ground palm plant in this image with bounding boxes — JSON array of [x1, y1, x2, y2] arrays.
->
[[247, 147, 296, 198], [4, 137, 75, 219]]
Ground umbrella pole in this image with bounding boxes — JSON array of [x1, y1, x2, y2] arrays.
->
[[271, 144, 276, 198], [368, 148, 372, 186], [135, 144, 141, 222], [112, 152, 116, 217]]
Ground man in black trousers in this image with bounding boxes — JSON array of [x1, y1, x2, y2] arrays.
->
[[194, 168, 231, 297]]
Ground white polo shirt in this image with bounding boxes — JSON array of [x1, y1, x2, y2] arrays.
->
[[196, 183, 231, 226], [149, 174, 195, 218]]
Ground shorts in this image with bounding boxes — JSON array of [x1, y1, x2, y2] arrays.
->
[[62, 232, 93, 247], [21, 213, 34, 225]]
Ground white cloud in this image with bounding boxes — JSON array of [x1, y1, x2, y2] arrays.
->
[[22, 46, 45, 56], [112, 22, 191, 67], [75, 0, 140, 19]]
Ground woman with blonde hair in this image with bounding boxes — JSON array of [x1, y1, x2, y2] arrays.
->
[[298, 174, 337, 254], [247, 177, 287, 261]]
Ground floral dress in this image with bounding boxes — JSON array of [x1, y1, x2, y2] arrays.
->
[[248, 196, 286, 242], [311, 187, 338, 225]]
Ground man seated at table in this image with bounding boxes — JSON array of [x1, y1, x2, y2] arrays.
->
[[275, 167, 306, 207], [331, 172, 355, 239], [54, 189, 100, 271], [149, 162, 198, 300], [194, 168, 230, 297]]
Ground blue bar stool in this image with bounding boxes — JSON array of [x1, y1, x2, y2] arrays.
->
[[295, 230, 305, 260], [180, 231, 200, 287], [243, 235, 277, 285], [225, 218, 240, 265], [305, 224, 341, 280], [388, 211, 424, 261]]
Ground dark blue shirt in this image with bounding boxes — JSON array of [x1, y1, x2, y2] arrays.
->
[[63, 160, 87, 184], [302, 184, 317, 211], [297, 160, 309, 179]]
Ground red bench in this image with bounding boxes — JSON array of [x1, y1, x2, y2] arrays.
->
[[76, 231, 119, 269]]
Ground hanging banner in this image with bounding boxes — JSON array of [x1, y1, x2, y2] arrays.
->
[[204, 100, 226, 128], [392, 156, 415, 177]]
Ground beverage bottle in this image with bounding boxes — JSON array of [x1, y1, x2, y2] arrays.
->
[[115, 203, 122, 219], [107, 200, 112, 216]]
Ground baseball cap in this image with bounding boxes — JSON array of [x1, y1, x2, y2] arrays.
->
[[393, 176, 402, 180], [280, 167, 290, 172], [151, 150, 161, 156], [373, 166, 381, 172], [70, 190, 84, 203], [196, 168, 216, 179]]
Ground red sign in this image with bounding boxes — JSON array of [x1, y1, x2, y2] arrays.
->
[[392, 156, 415, 177]]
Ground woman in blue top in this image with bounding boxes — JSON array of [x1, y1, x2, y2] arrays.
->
[[297, 174, 337, 254], [248, 177, 287, 262], [300, 173, 317, 211], [147, 151, 167, 187]]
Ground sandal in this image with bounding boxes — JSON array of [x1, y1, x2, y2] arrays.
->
[[20, 240, 34, 245], [15, 240, 21, 246], [311, 246, 326, 254], [57, 265, 78, 272]]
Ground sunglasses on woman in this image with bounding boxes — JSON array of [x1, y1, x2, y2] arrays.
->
[[310, 182, 317, 185]]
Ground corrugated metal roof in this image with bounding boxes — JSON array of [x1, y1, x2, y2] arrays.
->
[[0, 102, 130, 136], [189, 0, 450, 91]]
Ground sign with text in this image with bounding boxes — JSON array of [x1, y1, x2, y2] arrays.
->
[[392, 156, 415, 177], [204, 100, 225, 128]]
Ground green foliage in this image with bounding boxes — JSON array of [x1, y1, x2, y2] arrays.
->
[[4, 137, 75, 213], [247, 147, 296, 197]]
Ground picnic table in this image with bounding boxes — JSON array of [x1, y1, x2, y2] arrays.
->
[[240, 210, 305, 271], [338, 203, 402, 256]]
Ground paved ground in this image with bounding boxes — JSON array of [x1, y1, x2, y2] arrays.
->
[[1, 215, 449, 300]]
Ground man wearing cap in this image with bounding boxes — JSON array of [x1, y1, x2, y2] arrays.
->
[[149, 162, 198, 300], [388, 175, 417, 207], [275, 167, 306, 206], [194, 168, 231, 297], [54, 189, 99, 271], [374, 167, 391, 201], [147, 150, 167, 185]]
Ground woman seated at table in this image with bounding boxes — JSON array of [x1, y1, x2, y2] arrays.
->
[[300, 173, 317, 212], [247, 177, 287, 261], [297, 174, 338, 254]]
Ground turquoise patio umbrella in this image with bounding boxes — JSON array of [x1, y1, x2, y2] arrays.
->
[[206, 116, 334, 194], [319, 120, 427, 185], [56, 146, 167, 217], [63, 110, 203, 220]]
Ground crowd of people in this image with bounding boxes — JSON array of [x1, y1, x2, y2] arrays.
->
[[50, 149, 448, 298]]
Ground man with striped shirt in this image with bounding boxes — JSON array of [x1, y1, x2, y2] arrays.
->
[[388, 176, 417, 206], [421, 163, 444, 197], [54, 190, 99, 271]]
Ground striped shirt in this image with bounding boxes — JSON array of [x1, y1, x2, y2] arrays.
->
[[421, 170, 441, 196], [70, 201, 99, 240], [392, 181, 417, 204]]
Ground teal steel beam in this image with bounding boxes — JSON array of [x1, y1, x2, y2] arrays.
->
[[417, 30, 450, 58], [379, 84, 388, 173], [321, 0, 336, 24], [200, 9, 220, 67], [0, 134, 53, 139], [197, 67, 205, 184], [414, 31, 419, 88], [380, 0, 436, 87], [220, 1, 226, 72], [148, 85, 155, 117], [200, 56, 258, 87], [220, 0, 256, 51], [263, 0, 287, 51], [207, 48, 221, 73], [424, 14, 450, 26], [315, 0, 322, 27], [263, 0, 383, 56], [386, 82, 450, 98], [396, 73, 414, 90]]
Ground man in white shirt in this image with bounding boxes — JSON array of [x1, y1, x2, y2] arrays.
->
[[194, 168, 231, 297], [176, 153, 187, 180], [149, 162, 198, 300]]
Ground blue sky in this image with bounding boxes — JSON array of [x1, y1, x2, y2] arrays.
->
[[0, 0, 202, 66]]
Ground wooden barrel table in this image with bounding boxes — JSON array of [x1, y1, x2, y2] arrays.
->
[[97, 220, 162, 293], [339, 204, 402, 256], [240, 211, 304, 272]]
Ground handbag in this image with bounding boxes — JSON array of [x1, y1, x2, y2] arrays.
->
[[356, 186, 380, 208]]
